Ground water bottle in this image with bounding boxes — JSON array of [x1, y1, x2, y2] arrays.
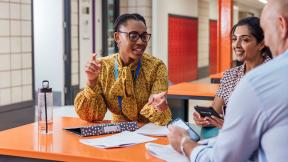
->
[[37, 80, 53, 134]]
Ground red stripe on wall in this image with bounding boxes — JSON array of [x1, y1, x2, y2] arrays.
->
[[168, 15, 198, 84], [209, 20, 217, 74]]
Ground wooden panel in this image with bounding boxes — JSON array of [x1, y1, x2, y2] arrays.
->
[[209, 20, 217, 74], [168, 15, 198, 84]]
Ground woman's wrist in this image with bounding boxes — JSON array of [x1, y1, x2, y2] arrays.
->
[[87, 79, 97, 89]]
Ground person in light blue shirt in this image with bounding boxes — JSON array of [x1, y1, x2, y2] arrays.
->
[[167, 0, 288, 161]]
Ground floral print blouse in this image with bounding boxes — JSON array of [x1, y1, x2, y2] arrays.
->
[[74, 53, 172, 125], [216, 56, 271, 105]]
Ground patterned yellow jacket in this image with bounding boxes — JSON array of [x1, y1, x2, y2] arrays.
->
[[74, 53, 172, 125]]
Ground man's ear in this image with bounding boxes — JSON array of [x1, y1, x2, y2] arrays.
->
[[278, 15, 288, 39]]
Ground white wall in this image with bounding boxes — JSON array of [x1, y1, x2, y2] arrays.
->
[[95, 0, 102, 55], [238, 2, 261, 17], [209, 0, 218, 20], [34, 0, 64, 99], [198, 0, 209, 68], [152, 0, 198, 65], [79, 0, 93, 88], [79, 0, 103, 89]]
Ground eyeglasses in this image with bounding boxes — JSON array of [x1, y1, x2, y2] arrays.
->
[[118, 31, 151, 42]]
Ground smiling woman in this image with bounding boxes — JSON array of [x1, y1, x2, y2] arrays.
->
[[193, 16, 271, 129], [74, 13, 172, 125]]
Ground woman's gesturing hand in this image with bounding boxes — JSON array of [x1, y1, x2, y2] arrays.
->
[[85, 53, 102, 88], [148, 92, 169, 111]]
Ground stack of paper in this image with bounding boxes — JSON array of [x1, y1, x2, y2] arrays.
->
[[145, 143, 190, 162], [134, 123, 169, 136], [80, 131, 157, 148]]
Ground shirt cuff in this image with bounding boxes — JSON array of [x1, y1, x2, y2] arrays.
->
[[140, 104, 162, 121], [140, 103, 171, 126], [189, 145, 209, 162], [83, 85, 101, 99]]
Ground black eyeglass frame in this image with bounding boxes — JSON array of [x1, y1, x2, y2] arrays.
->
[[118, 30, 152, 42]]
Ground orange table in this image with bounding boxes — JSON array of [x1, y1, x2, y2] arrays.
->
[[0, 117, 167, 162], [167, 82, 219, 121], [209, 72, 223, 84]]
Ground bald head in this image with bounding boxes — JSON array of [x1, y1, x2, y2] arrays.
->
[[261, 0, 288, 57], [272, 0, 288, 17]]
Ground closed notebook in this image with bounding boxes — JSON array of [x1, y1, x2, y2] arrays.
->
[[64, 121, 138, 137]]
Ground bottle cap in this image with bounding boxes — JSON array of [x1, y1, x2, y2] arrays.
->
[[39, 80, 52, 93]]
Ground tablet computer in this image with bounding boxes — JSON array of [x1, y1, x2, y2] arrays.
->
[[168, 118, 200, 142]]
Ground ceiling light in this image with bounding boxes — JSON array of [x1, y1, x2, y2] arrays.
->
[[259, 0, 268, 4]]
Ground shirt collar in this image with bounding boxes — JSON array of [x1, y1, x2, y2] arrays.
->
[[116, 53, 140, 70], [274, 49, 288, 60], [242, 55, 271, 75]]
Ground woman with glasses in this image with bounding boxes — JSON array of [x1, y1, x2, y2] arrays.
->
[[74, 13, 171, 125]]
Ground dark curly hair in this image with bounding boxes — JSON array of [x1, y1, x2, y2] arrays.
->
[[114, 13, 146, 32]]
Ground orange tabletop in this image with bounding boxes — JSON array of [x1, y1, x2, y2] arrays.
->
[[167, 82, 219, 121], [168, 82, 219, 100], [209, 72, 223, 83], [0, 117, 167, 162]]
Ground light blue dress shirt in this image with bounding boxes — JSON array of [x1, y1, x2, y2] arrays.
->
[[190, 50, 288, 162]]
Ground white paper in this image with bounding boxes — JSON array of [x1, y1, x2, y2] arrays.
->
[[134, 123, 169, 136], [145, 143, 190, 162], [80, 131, 157, 148]]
